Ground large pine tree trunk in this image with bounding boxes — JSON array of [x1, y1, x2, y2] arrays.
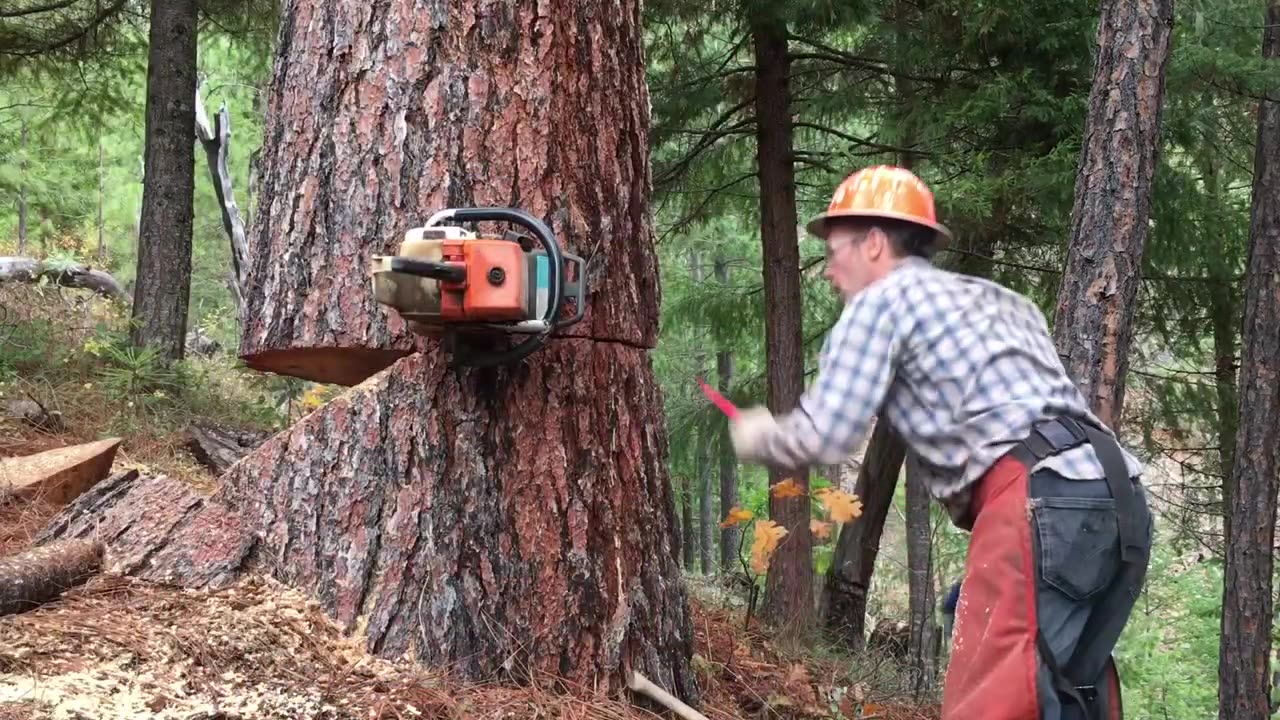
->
[[239, 2, 657, 386], [130, 0, 198, 362], [1218, 4, 1280, 717], [751, 10, 812, 636], [822, 419, 906, 649], [38, 0, 697, 704], [1050, 0, 1174, 428]]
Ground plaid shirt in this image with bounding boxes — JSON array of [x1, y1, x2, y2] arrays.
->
[[759, 257, 1144, 516]]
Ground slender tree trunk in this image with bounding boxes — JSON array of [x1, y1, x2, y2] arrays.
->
[[17, 120, 27, 255], [97, 139, 106, 261], [822, 419, 907, 649], [130, 0, 199, 362], [698, 432, 714, 575], [1050, 0, 1175, 428], [682, 473, 696, 571], [687, 249, 713, 574], [1219, 4, 1280, 717], [905, 457, 939, 697], [1210, 274, 1238, 550], [1200, 152, 1240, 552], [751, 10, 812, 637], [715, 255, 739, 570]]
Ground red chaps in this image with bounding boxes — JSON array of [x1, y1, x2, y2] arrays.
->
[[941, 456, 1138, 720]]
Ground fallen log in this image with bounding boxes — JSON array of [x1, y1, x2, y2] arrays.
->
[[0, 256, 129, 304], [0, 538, 104, 616], [184, 422, 272, 475], [0, 437, 121, 506]]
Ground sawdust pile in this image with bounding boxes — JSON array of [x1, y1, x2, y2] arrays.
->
[[0, 570, 942, 720]]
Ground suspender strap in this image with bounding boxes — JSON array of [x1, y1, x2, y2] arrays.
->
[[1036, 631, 1099, 720]]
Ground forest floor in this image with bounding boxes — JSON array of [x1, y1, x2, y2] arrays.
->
[[0, 287, 940, 720], [0, 428, 940, 720]]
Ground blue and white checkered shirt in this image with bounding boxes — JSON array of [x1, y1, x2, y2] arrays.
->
[[758, 257, 1144, 518]]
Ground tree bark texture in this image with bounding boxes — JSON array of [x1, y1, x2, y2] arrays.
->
[[242, 0, 658, 386], [715, 255, 738, 571], [905, 456, 939, 697], [0, 539, 103, 617], [35, 470, 256, 589], [1218, 4, 1280, 717], [43, 350, 697, 699], [130, 0, 198, 362], [1050, 0, 1174, 429], [822, 419, 906, 649], [751, 13, 812, 635], [698, 434, 713, 576]]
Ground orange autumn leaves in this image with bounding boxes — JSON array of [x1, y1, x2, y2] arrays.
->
[[721, 479, 864, 576]]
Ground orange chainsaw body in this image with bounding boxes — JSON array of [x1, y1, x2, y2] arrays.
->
[[436, 238, 529, 322]]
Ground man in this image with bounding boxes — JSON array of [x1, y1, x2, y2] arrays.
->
[[728, 165, 1152, 720]]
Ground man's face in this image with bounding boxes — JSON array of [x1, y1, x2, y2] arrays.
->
[[822, 224, 879, 301]]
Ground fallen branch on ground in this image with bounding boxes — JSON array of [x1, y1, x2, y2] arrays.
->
[[0, 256, 129, 303], [0, 538, 104, 616]]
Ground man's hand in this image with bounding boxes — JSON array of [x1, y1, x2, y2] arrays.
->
[[730, 406, 779, 463]]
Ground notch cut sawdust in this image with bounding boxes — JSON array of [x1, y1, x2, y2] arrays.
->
[[0, 571, 940, 720]]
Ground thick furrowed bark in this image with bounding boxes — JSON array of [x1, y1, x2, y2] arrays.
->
[[216, 346, 692, 695], [39, 347, 696, 699], [1218, 3, 1280, 716], [1051, 0, 1174, 428], [242, 0, 658, 385]]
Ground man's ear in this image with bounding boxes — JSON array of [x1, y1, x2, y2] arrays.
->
[[865, 227, 887, 261]]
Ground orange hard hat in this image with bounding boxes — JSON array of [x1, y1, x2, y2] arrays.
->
[[805, 165, 952, 249]]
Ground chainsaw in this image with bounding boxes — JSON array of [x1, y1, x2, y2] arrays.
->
[[369, 207, 587, 368]]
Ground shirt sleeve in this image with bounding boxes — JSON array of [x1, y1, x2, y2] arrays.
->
[[758, 285, 909, 468]]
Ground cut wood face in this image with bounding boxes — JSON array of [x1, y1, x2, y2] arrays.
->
[[239, 347, 415, 387], [0, 438, 122, 507]]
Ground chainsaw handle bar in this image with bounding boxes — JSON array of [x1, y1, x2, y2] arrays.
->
[[387, 257, 467, 283], [425, 207, 565, 330]]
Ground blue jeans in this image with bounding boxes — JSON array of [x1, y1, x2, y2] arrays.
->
[[1029, 468, 1153, 719]]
